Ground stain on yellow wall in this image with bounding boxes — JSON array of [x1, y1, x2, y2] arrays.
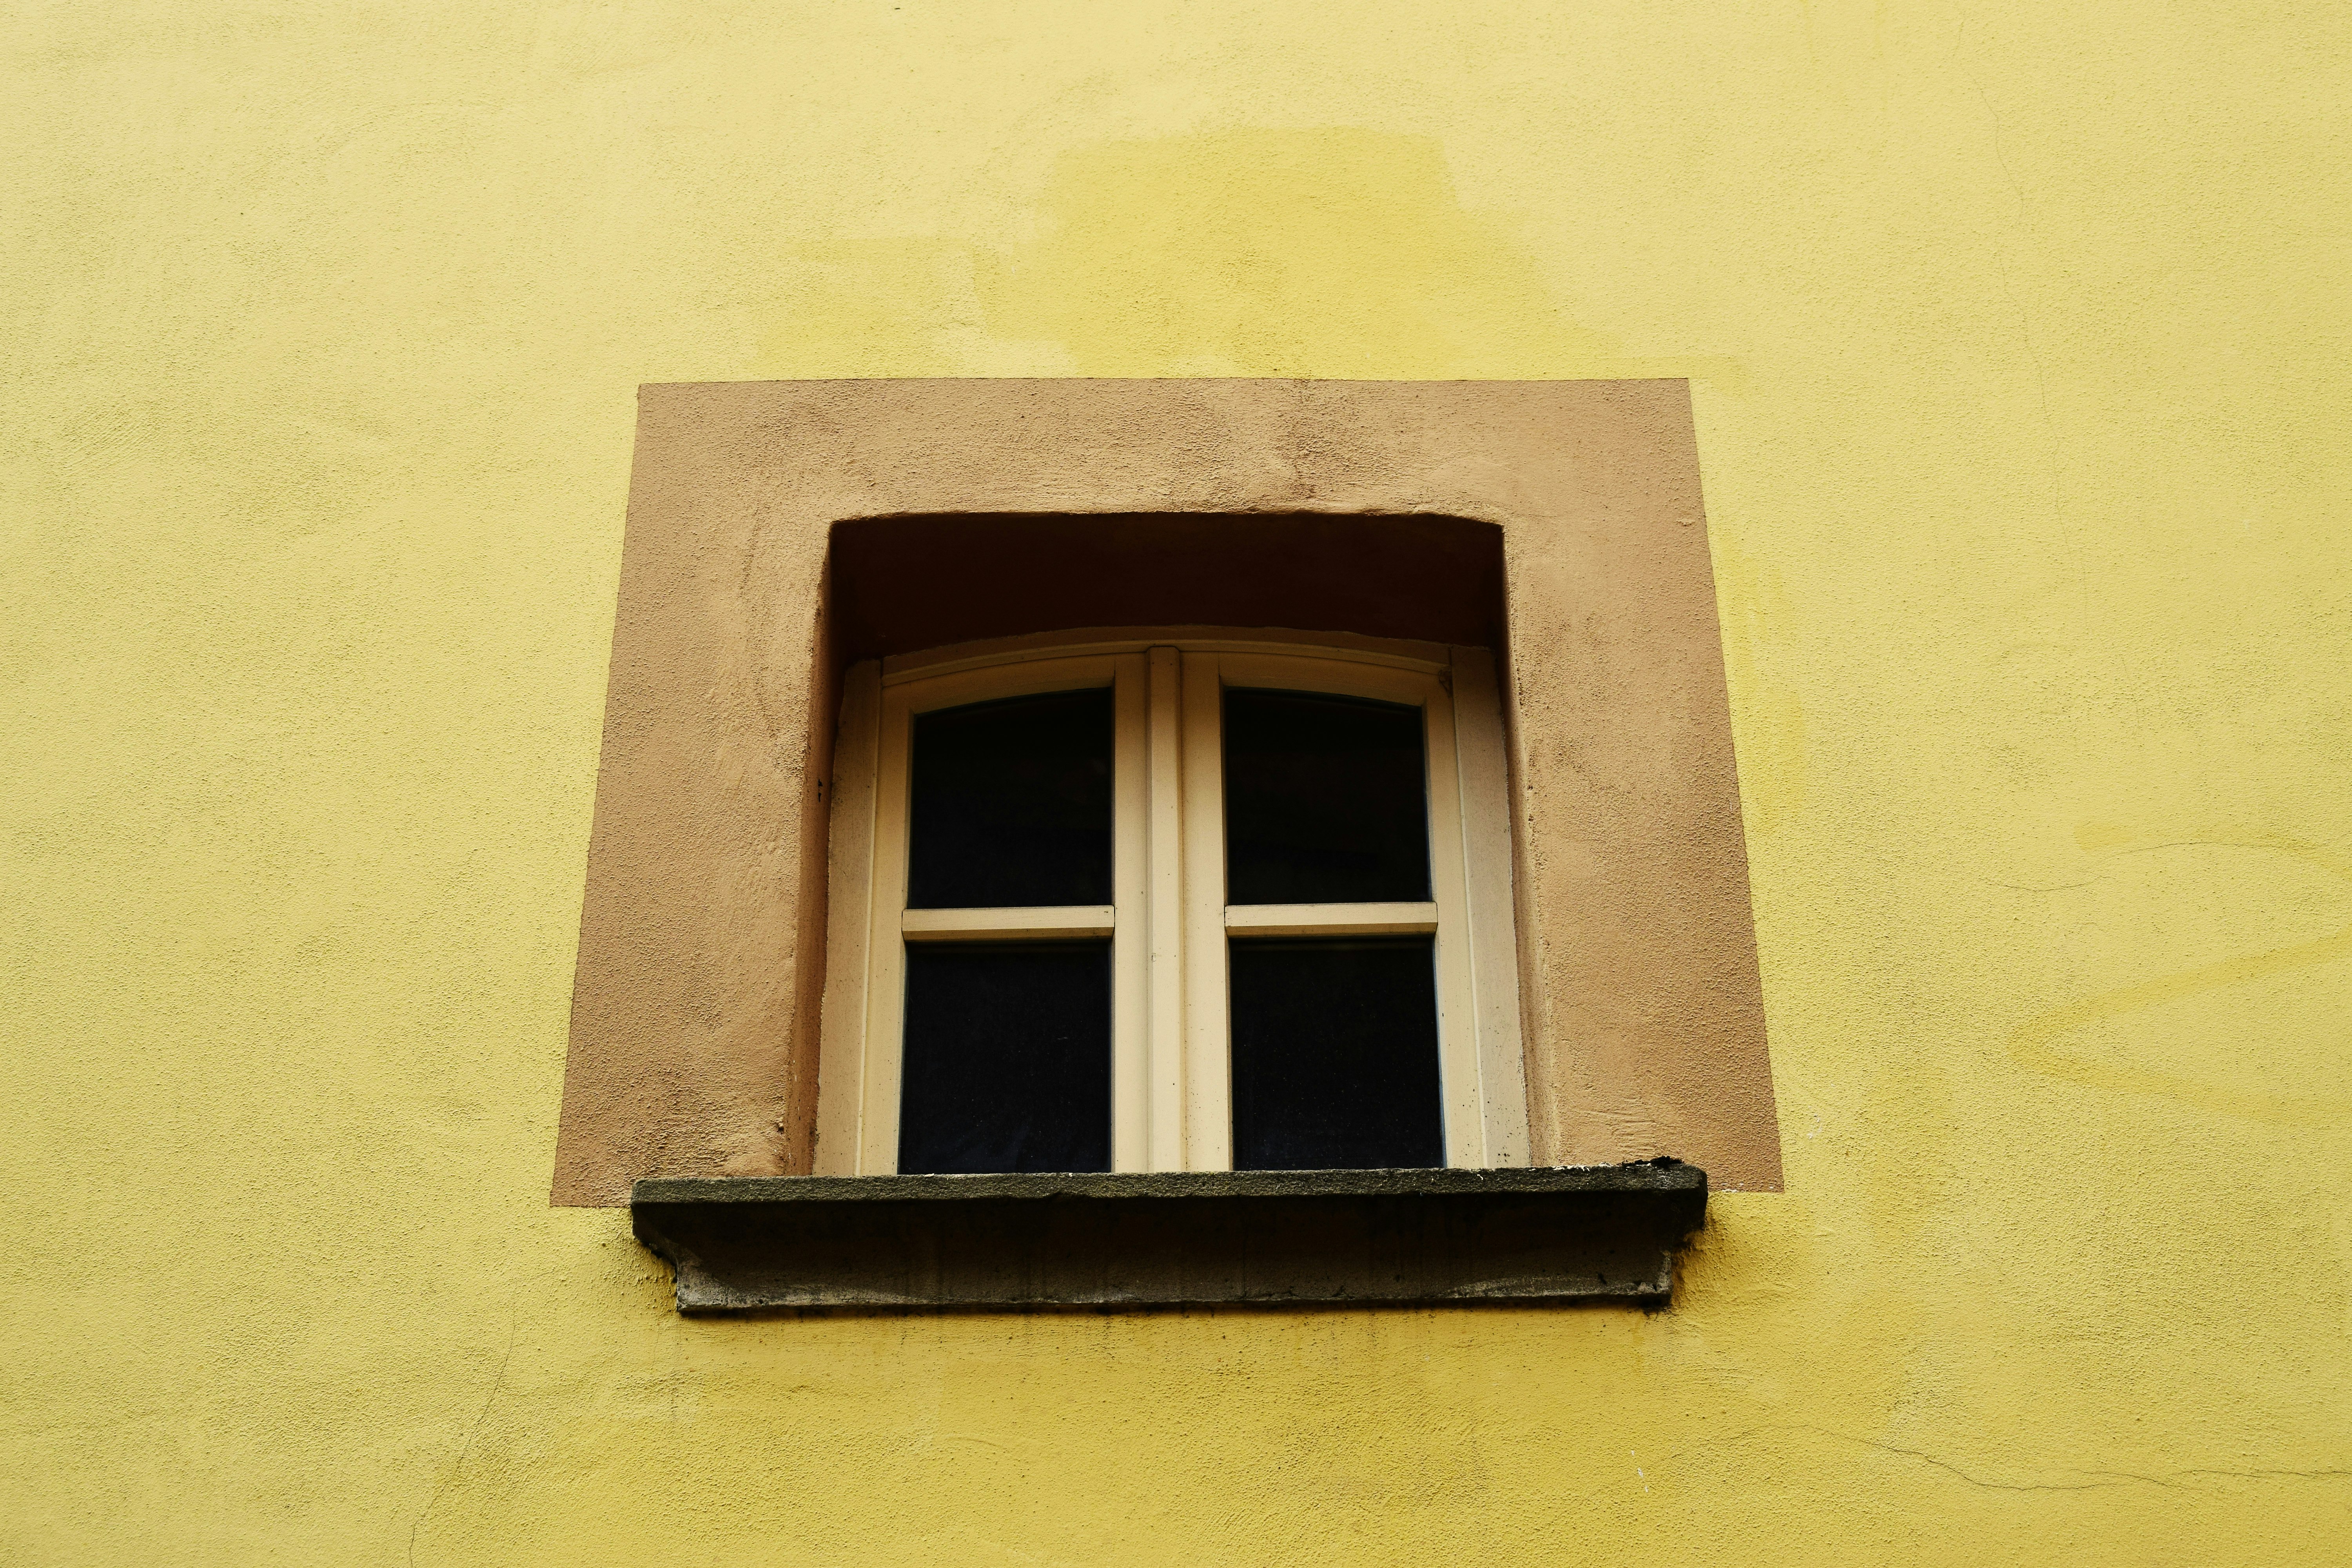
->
[[760, 126, 1745, 387], [2010, 828, 2352, 1124], [976, 128, 1621, 377], [7, 0, 2350, 1563]]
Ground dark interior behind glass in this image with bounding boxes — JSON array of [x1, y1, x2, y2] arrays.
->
[[1229, 936, 1445, 1170], [907, 688, 1113, 909], [898, 941, 1112, 1174], [1223, 689, 1430, 906]]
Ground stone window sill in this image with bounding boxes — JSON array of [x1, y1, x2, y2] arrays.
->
[[630, 1159, 1705, 1313]]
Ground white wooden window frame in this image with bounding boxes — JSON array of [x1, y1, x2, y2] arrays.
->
[[814, 630, 1530, 1176]]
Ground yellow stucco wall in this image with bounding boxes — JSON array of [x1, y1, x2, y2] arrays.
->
[[7, 2, 2349, 1561]]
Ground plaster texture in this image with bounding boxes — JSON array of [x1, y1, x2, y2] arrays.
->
[[7, 2, 2352, 1564]]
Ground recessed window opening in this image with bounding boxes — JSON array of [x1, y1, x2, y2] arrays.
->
[[555, 381, 1785, 1211], [813, 513, 1526, 1178]]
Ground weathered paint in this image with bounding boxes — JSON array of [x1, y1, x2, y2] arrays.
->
[[6, 2, 2350, 1563]]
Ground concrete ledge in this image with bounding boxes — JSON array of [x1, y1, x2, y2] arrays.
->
[[630, 1160, 1706, 1312]]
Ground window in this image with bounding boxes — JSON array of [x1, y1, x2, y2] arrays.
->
[[553, 380, 1784, 1212], [815, 631, 1530, 1176]]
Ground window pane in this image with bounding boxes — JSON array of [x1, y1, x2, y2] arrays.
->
[[899, 942, 1112, 1174], [1229, 937, 1444, 1170], [1223, 688, 1430, 906], [908, 688, 1113, 909]]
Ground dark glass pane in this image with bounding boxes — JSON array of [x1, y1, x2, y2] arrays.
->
[[1223, 689, 1430, 906], [1229, 937, 1443, 1171], [899, 942, 1112, 1174], [908, 688, 1112, 909]]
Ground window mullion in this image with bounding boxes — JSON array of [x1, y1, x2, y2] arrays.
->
[[1179, 650, 1231, 1172], [1111, 654, 1151, 1172], [1143, 647, 1187, 1171]]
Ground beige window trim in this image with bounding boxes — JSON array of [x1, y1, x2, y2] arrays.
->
[[553, 378, 1785, 1207], [813, 630, 1530, 1176]]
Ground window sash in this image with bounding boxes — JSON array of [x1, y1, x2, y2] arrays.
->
[[815, 634, 1528, 1176]]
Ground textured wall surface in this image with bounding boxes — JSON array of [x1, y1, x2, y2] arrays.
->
[[6, 2, 2350, 1563]]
